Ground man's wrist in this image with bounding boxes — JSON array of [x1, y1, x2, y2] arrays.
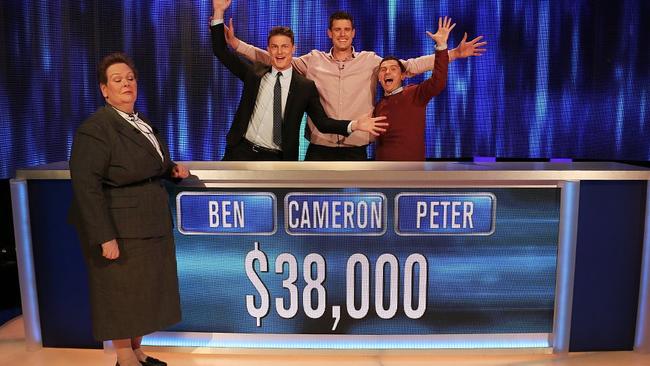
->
[[348, 120, 357, 133], [210, 18, 224, 26], [212, 10, 225, 21], [448, 47, 458, 61], [435, 43, 448, 51]]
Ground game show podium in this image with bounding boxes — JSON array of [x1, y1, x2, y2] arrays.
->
[[10, 161, 650, 353]]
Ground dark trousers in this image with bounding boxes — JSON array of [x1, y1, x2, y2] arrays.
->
[[223, 139, 283, 161], [304, 143, 368, 161]]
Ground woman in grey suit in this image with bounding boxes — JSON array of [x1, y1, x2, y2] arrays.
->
[[68, 52, 189, 366]]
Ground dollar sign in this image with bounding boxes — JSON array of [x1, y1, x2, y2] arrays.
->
[[245, 241, 269, 327]]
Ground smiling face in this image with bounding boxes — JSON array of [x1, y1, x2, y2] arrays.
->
[[328, 19, 355, 52], [378, 59, 405, 94], [267, 34, 295, 71], [100, 62, 137, 113]]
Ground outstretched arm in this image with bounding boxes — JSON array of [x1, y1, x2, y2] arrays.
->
[[305, 83, 387, 137], [221, 16, 273, 64], [400, 19, 486, 77], [414, 16, 452, 106], [449, 32, 487, 60], [223, 16, 310, 74], [222, 17, 241, 49], [211, 0, 249, 81]]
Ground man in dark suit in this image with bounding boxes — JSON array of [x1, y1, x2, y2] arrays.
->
[[211, 0, 386, 161]]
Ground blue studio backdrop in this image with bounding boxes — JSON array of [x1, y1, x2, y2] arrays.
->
[[1, 0, 649, 178]]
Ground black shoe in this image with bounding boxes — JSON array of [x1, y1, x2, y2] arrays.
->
[[143, 356, 167, 366]]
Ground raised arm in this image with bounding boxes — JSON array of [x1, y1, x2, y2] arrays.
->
[[223, 18, 271, 64], [211, 0, 249, 80], [398, 19, 486, 77], [413, 17, 452, 106]]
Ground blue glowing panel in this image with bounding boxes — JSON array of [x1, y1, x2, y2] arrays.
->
[[284, 193, 387, 236], [176, 192, 277, 235], [167, 187, 560, 335], [395, 193, 495, 235], [1, 1, 649, 178]]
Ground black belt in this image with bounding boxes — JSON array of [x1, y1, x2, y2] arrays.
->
[[242, 139, 282, 155]]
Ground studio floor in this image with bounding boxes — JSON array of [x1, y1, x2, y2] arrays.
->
[[1, 316, 650, 366]]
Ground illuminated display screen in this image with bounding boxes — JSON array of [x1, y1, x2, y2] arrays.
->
[[167, 187, 560, 336], [2, 1, 649, 178]]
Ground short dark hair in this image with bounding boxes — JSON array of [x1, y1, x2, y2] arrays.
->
[[329, 11, 354, 29], [97, 52, 137, 85], [379, 56, 406, 73], [268, 26, 295, 45]]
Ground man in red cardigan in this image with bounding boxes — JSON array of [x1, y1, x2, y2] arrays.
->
[[373, 17, 454, 161]]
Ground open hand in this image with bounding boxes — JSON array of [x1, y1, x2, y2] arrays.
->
[[426, 16, 456, 49], [452, 32, 487, 59], [354, 114, 388, 137]]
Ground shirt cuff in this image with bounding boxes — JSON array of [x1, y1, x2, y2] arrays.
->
[[347, 121, 356, 134], [211, 18, 224, 26], [435, 43, 448, 51]]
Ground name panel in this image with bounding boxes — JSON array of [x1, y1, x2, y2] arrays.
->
[[395, 193, 496, 236], [176, 192, 276, 235], [284, 192, 387, 236]]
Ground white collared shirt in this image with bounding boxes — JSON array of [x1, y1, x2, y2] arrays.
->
[[244, 67, 293, 150], [385, 86, 404, 97], [113, 107, 164, 161]]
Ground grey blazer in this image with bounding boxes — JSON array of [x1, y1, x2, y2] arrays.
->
[[68, 105, 177, 247]]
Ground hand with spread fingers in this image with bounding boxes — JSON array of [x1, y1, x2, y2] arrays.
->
[[354, 114, 388, 137], [450, 32, 487, 59], [426, 16, 456, 50]]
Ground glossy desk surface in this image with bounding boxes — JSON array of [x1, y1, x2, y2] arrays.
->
[[14, 161, 650, 186]]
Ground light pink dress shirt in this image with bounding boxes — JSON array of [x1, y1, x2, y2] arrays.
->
[[235, 42, 440, 147]]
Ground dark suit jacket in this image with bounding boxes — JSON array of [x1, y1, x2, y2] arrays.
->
[[211, 23, 350, 161], [68, 106, 177, 247]]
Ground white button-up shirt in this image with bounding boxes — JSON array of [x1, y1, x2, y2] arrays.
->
[[244, 67, 293, 150]]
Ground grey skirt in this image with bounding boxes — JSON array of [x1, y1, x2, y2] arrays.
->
[[82, 235, 181, 341]]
